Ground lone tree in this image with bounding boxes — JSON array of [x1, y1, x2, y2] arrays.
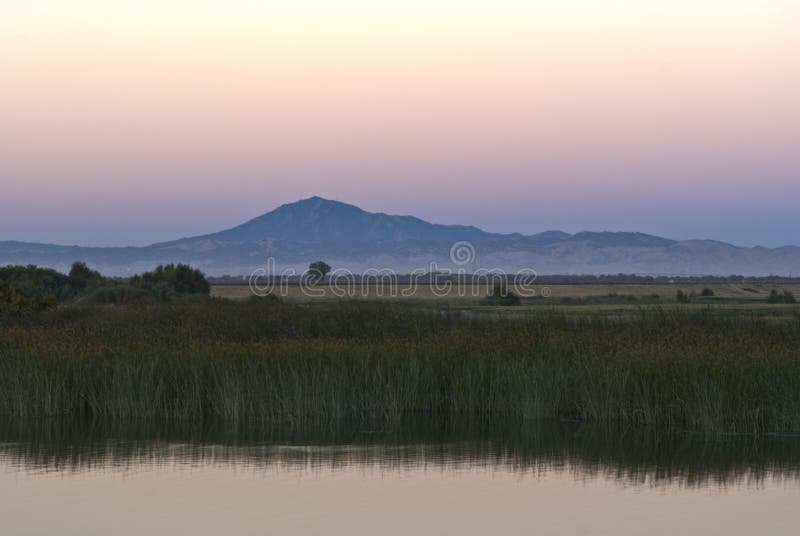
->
[[306, 261, 331, 286]]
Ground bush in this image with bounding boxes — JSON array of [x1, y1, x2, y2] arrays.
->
[[130, 264, 209, 299], [0, 262, 107, 301], [768, 290, 797, 304], [0, 264, 69, 299], [84, 284, 155, 305], [700, 288, 715, 297], [482, 282, 521, 306], [67, 262, 104, 293], [0, 281, 56, 316], [676, 290, 690, 303]]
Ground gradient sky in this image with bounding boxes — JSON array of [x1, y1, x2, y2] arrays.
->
[[2, 1, 798, 246]]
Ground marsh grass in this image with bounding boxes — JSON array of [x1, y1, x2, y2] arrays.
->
[[1, 300, 799, 433]]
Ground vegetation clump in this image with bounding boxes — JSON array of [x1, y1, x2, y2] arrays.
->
[[482, 282, 521, 306], [0, 262, 104, 301], [129, 263, 209, 298], [0, 280, 56, 316], [1, 262, 211, 306], [304, 261, 331, 285], [768, 290, 797, 304]]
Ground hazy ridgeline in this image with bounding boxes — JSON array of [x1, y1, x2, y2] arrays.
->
[[1, 300, 800, 433]]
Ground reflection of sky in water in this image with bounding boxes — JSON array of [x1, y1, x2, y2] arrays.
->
[[2, 441, 800, 536]]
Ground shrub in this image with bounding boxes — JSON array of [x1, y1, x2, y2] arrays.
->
[[700, 288, 715, 297], [769, 290, 797, 304], [0, 264, 70, 299], [0, 262, 108, 301], [676, 290, 690, 303], [67, 262, 104, 293], [482, 282, 521, 306], [84, 284, 155, 305], [0, 281, 56, 316], [130, 264, 209, 299]]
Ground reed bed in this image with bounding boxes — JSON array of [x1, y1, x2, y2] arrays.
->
[[1, 300, 799, 433]]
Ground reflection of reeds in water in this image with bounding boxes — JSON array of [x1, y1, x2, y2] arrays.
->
[[2, 419, 800, 489]]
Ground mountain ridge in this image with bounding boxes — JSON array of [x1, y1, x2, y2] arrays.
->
[[1, 197, 798, 276]]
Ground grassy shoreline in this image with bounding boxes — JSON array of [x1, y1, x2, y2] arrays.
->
[[2, 300, 799, 433]]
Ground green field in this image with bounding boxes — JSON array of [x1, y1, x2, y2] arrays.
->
[[2, 297, 799, 434]]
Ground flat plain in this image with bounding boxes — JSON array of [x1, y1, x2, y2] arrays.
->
[[212, 283, 800, 303]]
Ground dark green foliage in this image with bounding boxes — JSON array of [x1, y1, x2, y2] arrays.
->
[[3, 301, 799, 433], [306, 261, 331, 285], [83, 284, 156, 305], [67, 261, 104, 293], [0, 280, 56, 315], [676, 290, 690, 303], [0, 262, 210, 306], [129, 264, 210, 299], [482, 282, 521, 306], [768, 290, 797, 304], [0, 262, 106, 302], [0, 265, 67, 313], [1, 262, 210, 306], [700, 288, 715, 297], [0, 264, 70, 299]]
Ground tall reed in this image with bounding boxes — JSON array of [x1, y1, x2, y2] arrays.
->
[[1, 300, 799, 433]]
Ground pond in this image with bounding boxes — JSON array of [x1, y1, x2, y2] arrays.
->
[[1, 420, 799, 535]]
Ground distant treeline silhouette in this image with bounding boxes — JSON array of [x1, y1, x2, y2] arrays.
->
[[0, 262, 209, 314]]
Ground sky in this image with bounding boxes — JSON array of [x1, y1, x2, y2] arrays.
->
[[1, 0, 798, 247]]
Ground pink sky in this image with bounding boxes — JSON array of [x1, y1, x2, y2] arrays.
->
[[1, 1, 798, 246]]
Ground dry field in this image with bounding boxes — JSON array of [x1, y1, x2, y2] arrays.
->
[[211, 283, 800, 303]]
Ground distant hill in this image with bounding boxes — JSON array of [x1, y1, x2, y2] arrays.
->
[[1, 197, 799, 276]]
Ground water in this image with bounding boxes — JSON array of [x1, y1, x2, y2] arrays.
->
[[1, 420, 799, 535]]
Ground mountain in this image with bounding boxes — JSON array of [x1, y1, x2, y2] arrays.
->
[[1, 197, 799, 276], [188, 196, 497, 243]]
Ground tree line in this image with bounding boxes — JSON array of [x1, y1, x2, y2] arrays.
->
[[0, 262, 209, 315]]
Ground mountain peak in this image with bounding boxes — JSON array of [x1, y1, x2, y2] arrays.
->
[[277, 196, 368, 216], [206, 197, 494, 243]]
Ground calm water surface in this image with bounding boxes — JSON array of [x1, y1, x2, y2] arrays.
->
[[1, 420, 799, 535]]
